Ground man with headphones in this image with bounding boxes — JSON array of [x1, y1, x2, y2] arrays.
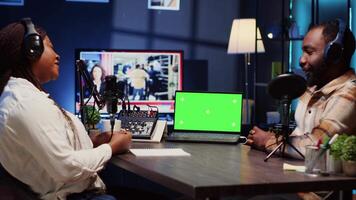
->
[[247, 17, 356, 200], [249, 18, 356, 154]]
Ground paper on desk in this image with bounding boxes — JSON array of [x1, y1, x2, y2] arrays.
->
[[283, 163, 306, 172], [130, 148, 191, 157]]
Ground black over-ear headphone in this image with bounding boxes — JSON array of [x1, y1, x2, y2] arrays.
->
[[323, 18, 346, 63], [21, 18, 44, 61]]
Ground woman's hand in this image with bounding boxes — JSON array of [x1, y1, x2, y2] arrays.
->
[[246, 126, 274, 151], [108, 130, 132, 155], [89, 131, 110, 147], [90, 130, 132, 151]]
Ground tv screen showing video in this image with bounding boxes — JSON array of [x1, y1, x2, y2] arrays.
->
[[75, 49, 183, 114]]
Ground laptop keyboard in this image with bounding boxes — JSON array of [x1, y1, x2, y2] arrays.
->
[[166, 132, 240, 144]]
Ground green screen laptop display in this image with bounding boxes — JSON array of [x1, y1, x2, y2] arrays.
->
[[174, 91, 242, 133]]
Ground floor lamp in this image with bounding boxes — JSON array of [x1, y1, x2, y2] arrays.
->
[[227, 18, 265, 124]]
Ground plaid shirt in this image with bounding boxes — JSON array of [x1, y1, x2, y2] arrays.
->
[[266, 69, 356, 157]]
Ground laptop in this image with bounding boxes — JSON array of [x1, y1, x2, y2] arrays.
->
[[166, 91, 247, 144]]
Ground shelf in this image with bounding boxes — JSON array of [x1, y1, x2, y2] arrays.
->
[[268, 37, 304, 41], [255, 82, 268, 87]]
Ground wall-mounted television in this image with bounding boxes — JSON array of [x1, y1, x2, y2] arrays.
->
[[75, 49, 183, 115]]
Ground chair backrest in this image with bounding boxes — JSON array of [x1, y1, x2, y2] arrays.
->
[[0, 165, 40, 200]]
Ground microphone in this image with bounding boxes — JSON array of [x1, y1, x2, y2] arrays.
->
[[268, 72, 306, 126], [103, 75, 118, 114], [264, 73, 307, 161], [102, 75, 124, 134]]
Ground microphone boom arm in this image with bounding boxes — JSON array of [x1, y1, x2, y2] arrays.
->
[[76, 60, 105, 125]]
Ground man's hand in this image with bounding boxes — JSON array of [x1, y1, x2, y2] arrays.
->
[[246, 126, 274, 151]]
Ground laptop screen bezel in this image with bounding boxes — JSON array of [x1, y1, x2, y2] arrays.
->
[[173, 90, 243, 134]]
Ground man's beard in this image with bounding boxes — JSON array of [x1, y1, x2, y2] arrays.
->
[[305, 71, 317, 87], [305, 62, 328, 87]]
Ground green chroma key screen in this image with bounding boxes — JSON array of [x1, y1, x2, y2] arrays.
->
[[174, 91, 242, 132]]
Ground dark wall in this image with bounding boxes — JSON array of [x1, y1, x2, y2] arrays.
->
[[0, 0, 113, 112], [0, 0, 241, 113], [1, 0, 350, 125]]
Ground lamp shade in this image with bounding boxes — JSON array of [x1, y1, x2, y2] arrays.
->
[[227, 19, 265, 54]]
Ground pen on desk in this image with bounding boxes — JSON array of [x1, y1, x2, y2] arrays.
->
[[320, 133, 339, 149], [306, 134, 339, 173], [327, 134, 339, 146]]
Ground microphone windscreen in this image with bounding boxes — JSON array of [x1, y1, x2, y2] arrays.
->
[[103, 75, 125, 100], [268, 73, 307, 100]]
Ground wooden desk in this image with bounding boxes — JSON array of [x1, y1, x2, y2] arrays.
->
[[110, 142, 355, 200]]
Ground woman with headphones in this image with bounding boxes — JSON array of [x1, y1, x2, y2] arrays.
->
[[0, 18, 131, 200]]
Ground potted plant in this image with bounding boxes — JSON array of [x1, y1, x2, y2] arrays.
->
[[341, 135, 356, 176], [82, 105, 101, 132], [328, 134, 348, 174]]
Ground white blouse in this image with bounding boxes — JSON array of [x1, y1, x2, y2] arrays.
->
[[0, 77, 112, 200]]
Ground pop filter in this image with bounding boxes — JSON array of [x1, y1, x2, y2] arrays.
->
[[268, 73, 307, 100]]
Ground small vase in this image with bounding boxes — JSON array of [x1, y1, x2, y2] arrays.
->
[[88, 128, 100, 137], [342, 160, 356, 177], [326, 152, 343, 174]]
